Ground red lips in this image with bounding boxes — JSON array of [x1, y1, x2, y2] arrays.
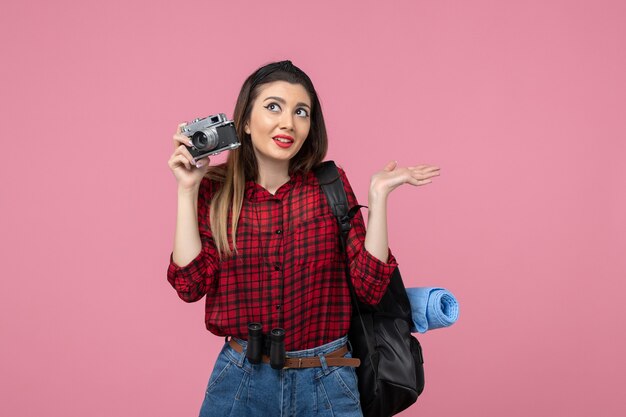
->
[[273, 134, 294, 142], [272, 134, 294, 148]]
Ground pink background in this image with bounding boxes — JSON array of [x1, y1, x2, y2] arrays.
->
[[1, 0, 625, 416]]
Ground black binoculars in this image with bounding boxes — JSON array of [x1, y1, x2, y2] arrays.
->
[[246, 322, 286, 370]]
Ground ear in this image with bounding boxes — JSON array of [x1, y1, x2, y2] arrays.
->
[[244, 122, 251, 135]]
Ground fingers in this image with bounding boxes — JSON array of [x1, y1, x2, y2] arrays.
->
[[171, 122, 209, 169], [170, 142, 209, 170], [409, 178, 432, 186], [412, 167, 439, 175], [409, 164, 440, 172], [169, 151, 210, 170], [412, 169, 439, 181], [383, 160, 398, 172], [169, 153, 193, 171], [173, 133, 193, 149], [173, 144, 198, 167], [173, 122, 193, 150], [407, 165, 440, 180], [404, 164, 441, 187]]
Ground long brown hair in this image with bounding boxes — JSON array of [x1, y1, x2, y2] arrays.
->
[[208, 61, 328, 258]]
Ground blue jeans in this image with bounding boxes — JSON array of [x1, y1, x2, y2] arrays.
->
[[199, 335, 364, 417]]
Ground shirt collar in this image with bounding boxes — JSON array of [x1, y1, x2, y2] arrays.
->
[[244, 170, 315, 202]]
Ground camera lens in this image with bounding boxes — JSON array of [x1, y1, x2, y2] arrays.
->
[[192, 132, 207, 147], [191, 131, 208, 148], [192, 128, 219, 150]]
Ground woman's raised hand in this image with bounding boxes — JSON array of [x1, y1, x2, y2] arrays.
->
[[369, 161, 440, 200], [168, 123, 211, 191]]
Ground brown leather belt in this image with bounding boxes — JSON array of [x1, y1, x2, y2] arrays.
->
[[228, 339, 361, 369]]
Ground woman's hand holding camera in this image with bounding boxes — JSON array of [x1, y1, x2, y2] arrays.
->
[[168, 123, 211, 192]]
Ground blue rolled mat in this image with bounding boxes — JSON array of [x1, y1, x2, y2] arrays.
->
[[406, 287, 459, 333]]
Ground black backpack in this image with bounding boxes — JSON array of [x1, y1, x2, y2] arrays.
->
[[315, 161, 425, 417]]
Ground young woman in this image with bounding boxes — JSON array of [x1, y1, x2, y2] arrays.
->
[[167, 60, 440, 416]]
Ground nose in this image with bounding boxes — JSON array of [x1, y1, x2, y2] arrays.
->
[[279, 112, 294, 131]]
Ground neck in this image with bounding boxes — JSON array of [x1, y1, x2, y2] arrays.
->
[[256, 161, 290, 195]]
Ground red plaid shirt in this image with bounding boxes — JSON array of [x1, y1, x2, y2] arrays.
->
[[167, 165, 398, 351]]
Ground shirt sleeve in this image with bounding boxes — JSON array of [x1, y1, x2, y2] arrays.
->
[[166, 177, 220, 303], [337, 166, 398, 305]]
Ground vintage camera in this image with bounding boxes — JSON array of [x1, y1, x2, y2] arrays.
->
[[180, 113, 240, 160]]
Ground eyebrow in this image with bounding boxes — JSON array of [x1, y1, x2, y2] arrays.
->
[[263, 96, 311, 109]]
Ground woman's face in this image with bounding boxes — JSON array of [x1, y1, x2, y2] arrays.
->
[[245, 80, 312, 169]]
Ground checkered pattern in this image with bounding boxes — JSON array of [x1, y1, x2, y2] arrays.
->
[[167, 166, 398, 351]]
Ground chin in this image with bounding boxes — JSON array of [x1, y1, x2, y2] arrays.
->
[[276, 145, 303, 158]]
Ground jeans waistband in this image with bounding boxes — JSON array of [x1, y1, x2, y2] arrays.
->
[[231, 335, 349, 358]]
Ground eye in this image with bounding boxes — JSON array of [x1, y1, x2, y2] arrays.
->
[[296, 108, 310, 118], [264, 103, 281, 112]]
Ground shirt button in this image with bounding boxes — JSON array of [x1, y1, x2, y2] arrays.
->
[[275, 304, 282, 311], [274, 264, 281, 271], [275, 229, 282, 234]]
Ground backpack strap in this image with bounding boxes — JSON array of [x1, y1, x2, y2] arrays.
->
[[314, 161, 374, 348], [313, 161, 366, 251]]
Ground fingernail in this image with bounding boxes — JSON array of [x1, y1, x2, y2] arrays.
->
[[191, 158, 197, 165], [188, 140, 194, 147], [195, 161, 203, 168]]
